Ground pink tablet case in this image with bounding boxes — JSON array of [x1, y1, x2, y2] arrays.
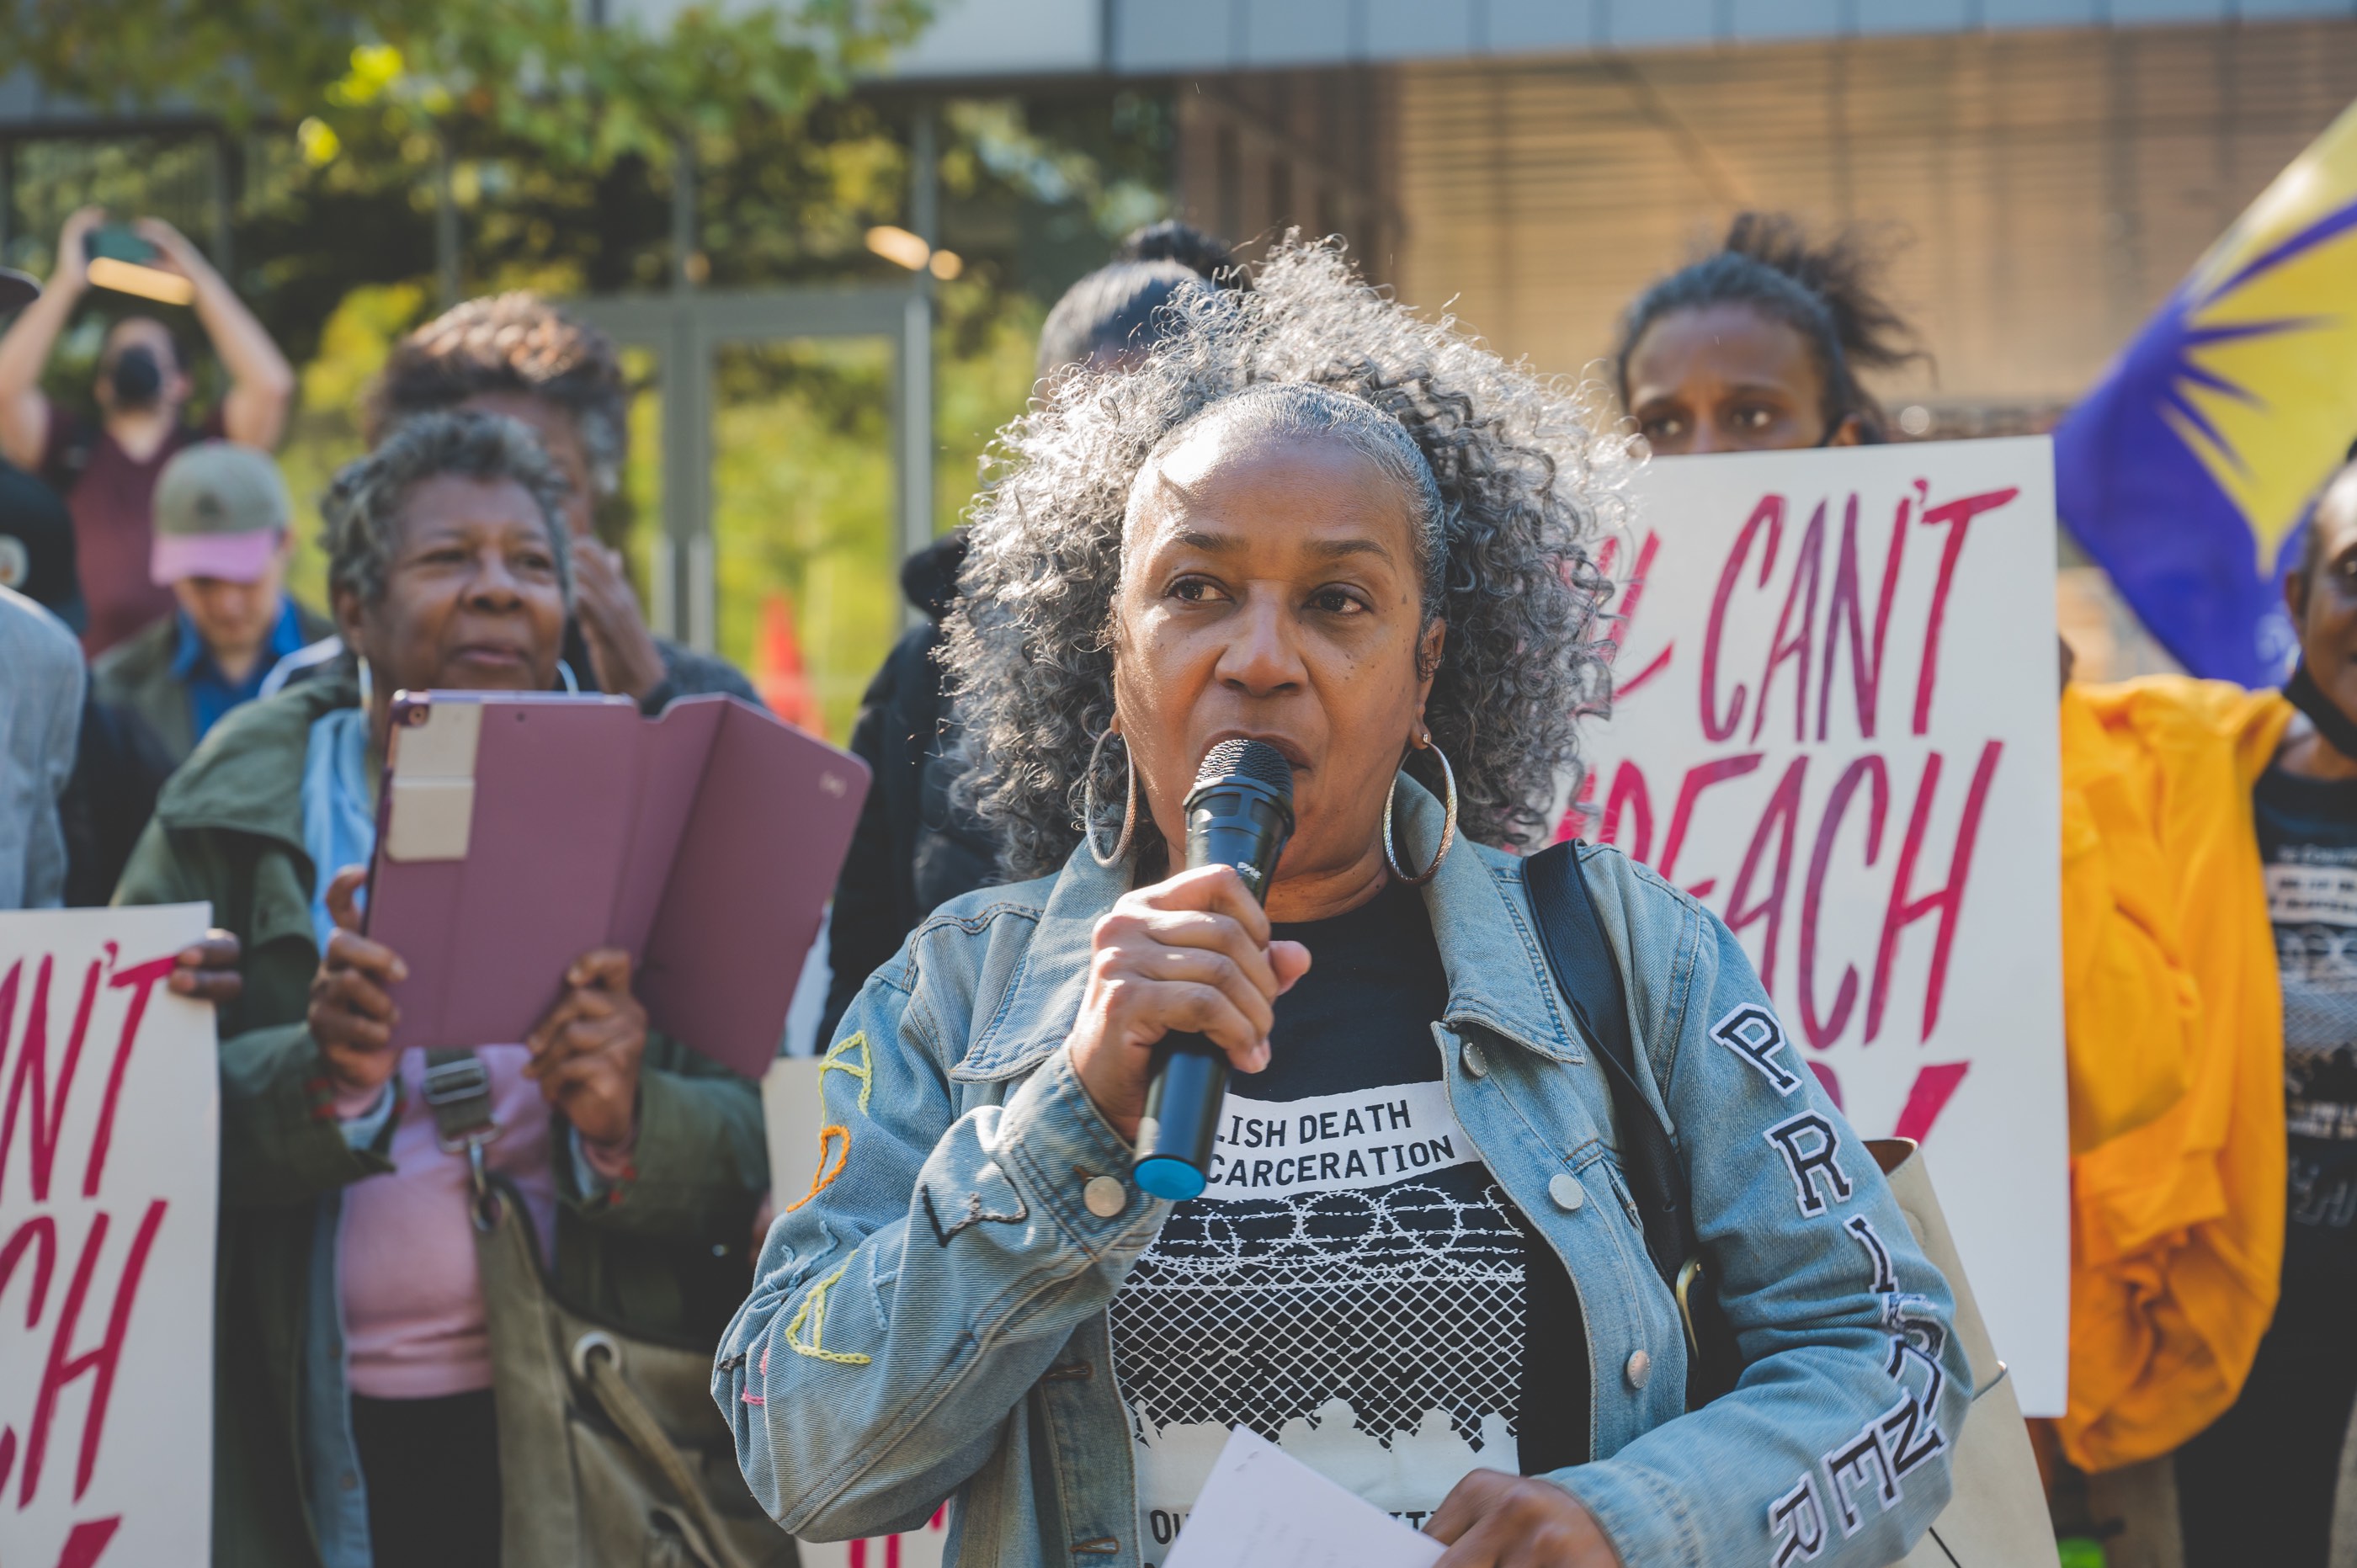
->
[[364, 691, 871, 1077]]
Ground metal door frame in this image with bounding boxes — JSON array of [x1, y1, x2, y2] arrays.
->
[[572, 282, 933, 651]]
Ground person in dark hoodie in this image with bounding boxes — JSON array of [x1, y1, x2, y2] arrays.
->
[[818, 223, 1244, 1036]]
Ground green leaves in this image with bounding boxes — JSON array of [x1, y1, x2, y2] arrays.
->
[[15, 0, 932, 175]]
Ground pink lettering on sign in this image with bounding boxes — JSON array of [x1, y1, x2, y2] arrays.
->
[[1817, 492, 1909, 742], [1585, 464, 2038, 1114], [0, 949, 173, 1206], [0, 920, 206, 1563], [1751, 502, 1826, 745], [1607, 530, 1673, 699], [1658, 753, 1764, 889], [1911, 489, 2019, 736], [1799, 756, 1891, 1050], [1725, 757, 1809, 994], [21, 1202, 168, 1505], [845, 1502, 950, 1565], [1585, 448, 2063, 1415], [1868, 742, 2003, 1045], [1894, 1063, 1973, 1143], [1700, 497, 1784, 742], [55, 1518, 122, 1568]]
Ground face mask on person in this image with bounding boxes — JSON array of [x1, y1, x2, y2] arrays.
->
[[109, 345, 164, 410]]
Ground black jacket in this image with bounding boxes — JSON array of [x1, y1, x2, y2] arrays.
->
[[559, 623, 758, 713], [821, 532, 998, 1037], [62, 694, 177, 906]]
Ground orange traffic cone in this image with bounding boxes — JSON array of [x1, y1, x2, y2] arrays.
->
[[755, 591, 823, 738]]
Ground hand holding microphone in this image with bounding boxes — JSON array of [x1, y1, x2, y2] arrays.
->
[[1067, 740, 1310, 1184]]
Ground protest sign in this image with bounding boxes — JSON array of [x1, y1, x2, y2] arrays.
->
[[1570, 438, 2068, 1416], [0, 904, 217, 1567]]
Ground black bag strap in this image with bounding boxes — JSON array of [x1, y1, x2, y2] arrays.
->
[[1522, 841, 1696, 1291]]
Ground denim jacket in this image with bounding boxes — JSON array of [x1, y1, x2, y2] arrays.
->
[[718, 781, 1970, 1567]]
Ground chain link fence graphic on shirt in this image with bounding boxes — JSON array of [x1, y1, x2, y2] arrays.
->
[[1109, 1177, 1529, 1452]]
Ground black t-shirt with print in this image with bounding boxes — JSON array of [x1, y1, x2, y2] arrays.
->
[[1109, 878, 1588, 1566], [2174, 766, 2357, 1565], [2254, 765, 2357, 1289]]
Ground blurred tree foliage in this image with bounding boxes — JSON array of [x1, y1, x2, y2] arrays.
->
[[13, 1, 928, 171], [8, 9, 1175, 726]]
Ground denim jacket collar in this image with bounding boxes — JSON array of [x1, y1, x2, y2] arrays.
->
[[950, 775, 1582, 1082]]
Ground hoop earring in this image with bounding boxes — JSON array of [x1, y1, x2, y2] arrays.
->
[[1083, 725, 1138, 869], [1383, 738, 1457, 886], [355, 653, 374, 714]]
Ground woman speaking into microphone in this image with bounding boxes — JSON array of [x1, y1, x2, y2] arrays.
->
[[719, 242, 1968, 1568]]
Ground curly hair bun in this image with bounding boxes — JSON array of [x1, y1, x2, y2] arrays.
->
[[1718, 212, 1918, 376], [1113, 221, 1248, 290], [1616, 211, 1925, 443], [1037, 260, 1208, 377]]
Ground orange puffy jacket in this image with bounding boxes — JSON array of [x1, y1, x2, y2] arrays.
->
[[2056, 677, 2290, 1472]]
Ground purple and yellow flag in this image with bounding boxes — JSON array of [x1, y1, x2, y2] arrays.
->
[[2056, 99, 2357, 687]]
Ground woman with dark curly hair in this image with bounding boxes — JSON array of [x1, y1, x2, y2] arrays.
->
[[1615, 212, 1921, 455], [719, 242, 1967, 1567]]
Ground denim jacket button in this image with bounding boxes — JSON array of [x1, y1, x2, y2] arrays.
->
[[1083, 1175, 1127, 1218], [1461, 1040, 1487, 1078], [1548, 1172, 1584, 1212], [1625, 1349, 1652, 1390]]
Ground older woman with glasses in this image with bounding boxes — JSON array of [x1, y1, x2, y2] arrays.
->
[[720, 244, 1968, 1568]]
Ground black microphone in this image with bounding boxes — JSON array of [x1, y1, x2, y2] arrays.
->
[[1132, 737, 1296, 1202]]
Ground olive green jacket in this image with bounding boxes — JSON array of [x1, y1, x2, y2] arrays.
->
[[114, 676, 769, 1568], [91, 598, 336, 763]]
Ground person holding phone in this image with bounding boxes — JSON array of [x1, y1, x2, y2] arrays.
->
[[0, 205, 295, 656], [114, 411, 767, 1568]]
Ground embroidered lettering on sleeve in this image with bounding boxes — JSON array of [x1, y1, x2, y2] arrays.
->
[[819, 1031, 875, 1116], [1886, 1338, 1948, 1417], [1764, 1112, 1854, 1217], [1822, 1420, 1903, 1538], [921, 1162, 1030, 1246], [1876, 1390, 1945, 1480], [1844, 1214, 1897, 1294], [1768, 1472, 1829, 1566], [1712, 1003, 1801, 1095], [784, 1262, 873, 1366], [784, 1124, 851, 1214]]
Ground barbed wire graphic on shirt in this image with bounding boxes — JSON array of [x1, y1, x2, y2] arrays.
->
[[1109, 1177, 1527, 1451], [2272, 923, 2357, 1141]]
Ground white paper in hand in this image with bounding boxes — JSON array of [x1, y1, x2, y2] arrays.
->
[[1163, 1427, 1446, 1568]]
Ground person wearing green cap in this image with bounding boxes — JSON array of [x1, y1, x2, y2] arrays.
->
[[92, 440, 332, 763]]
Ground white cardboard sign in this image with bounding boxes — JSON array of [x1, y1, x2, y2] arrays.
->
[[0, 904, 218, 1566], [1572, 439, 2068, 1415]]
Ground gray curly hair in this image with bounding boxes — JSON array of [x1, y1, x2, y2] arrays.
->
[[945, 239, 1631, 880], [322, 410, 573, 608]]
